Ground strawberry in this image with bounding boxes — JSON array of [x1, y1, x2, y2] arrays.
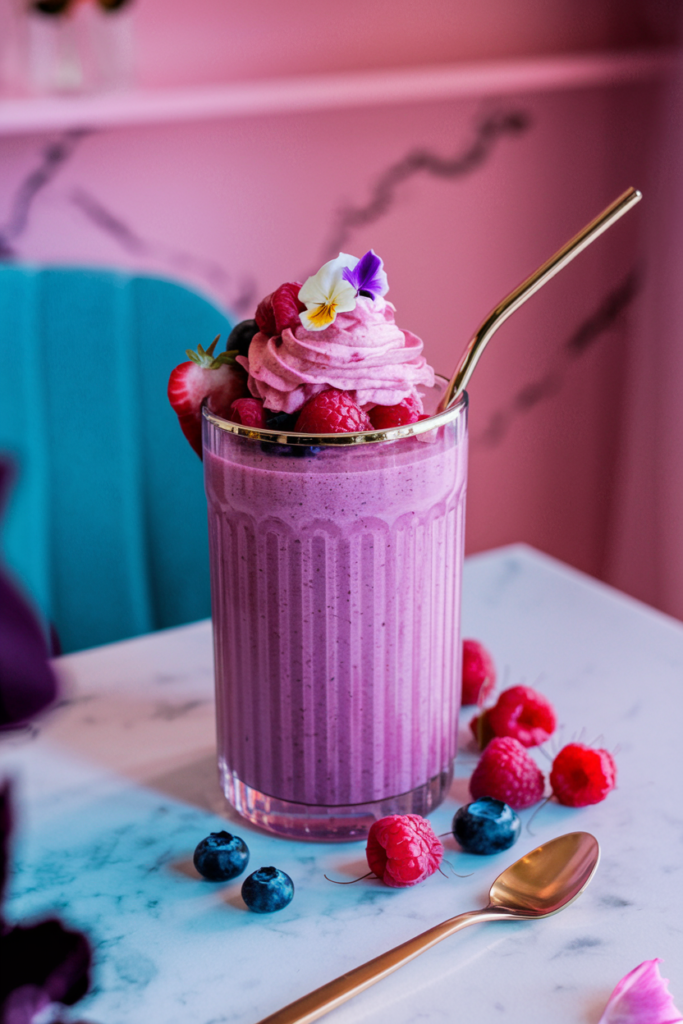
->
[[167, 336, 248, 458]]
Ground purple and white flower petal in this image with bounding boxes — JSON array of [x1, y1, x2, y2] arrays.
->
[[598, 960, 682, 1024], [1, 919, 92, 1023], [342, 249, 389, 299], [298, 254, 358, 331]]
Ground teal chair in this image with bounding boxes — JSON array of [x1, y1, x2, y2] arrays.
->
[[0, 265, 234, 652]]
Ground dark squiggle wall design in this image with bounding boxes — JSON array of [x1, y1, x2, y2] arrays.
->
[[70, 188, 258, 315], [320, 109, 531, 260], [0, 127, 257, 313], [473, 268, 640, 447], [0, 129, 89, 258], [66, 108, 532, 316]]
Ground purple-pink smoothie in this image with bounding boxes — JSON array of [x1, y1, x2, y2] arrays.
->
[[203, 403, 468, 817]]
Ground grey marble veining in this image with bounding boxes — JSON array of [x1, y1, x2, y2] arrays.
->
[[2, 545, 682, 1024]]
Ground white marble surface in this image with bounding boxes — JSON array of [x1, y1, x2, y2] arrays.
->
[[2, 544, 682, 1024]]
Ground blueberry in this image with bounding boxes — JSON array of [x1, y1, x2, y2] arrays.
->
[[261, 440, 321, 457], [241, 866, 294, 913], [290, 445, 321, 458], [193, 831, 249, 881], [261, 411, 302, 456], [227, 319, 259, 358], [260, 441, 293, 456], [265, 411, 299, 431], [262, 411, 321, 456], [452, 797, 521, 855]]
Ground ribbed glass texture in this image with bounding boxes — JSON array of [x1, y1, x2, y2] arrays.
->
[[204, 406, 467, 814]]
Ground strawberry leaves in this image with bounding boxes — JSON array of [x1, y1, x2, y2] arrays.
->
[[185, 336, 239, 369]]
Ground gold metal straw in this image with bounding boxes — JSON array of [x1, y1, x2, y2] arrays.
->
[[438, 186, 642, 411]]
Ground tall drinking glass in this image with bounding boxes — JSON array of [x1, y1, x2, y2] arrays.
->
[[203, 378, 468, 840]]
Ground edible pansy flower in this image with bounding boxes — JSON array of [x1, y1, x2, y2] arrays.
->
[[298, 254, 360, 332], [598, 960, 682, 1024], [342, 249, 389, 300]]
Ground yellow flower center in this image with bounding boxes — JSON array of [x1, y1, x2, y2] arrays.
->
[[308, 301, 337, 328]]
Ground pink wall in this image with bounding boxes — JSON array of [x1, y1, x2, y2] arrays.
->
[[129, 0, 677, 87], [0, 0, 675, 611], [2, 0, 679, 96], [606, 50, 683, 622], [0, 79, 659, 587]]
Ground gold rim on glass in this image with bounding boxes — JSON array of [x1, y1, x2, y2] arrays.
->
[[202, 379, 467, 447]]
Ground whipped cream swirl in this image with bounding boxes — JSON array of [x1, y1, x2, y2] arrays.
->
[[239, 295, 434, 414]]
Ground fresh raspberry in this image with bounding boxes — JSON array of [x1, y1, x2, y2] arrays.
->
[[255, 282, 304, 336], [229, 398, 267, 428], [550, 743, 616, 807], [368, 395, 421, 429], [461, 639, 496, 705], [295, 389, 372, 434], [469, 737, 545, 810], [254, 291, 277, 336], [480, 685, 557, 748], [272, 282, 305, 333], [366, 814, 443, 888]]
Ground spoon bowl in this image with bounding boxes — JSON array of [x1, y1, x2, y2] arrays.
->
[[257, 832, 600, 1024], [488, 830, 600, 917]]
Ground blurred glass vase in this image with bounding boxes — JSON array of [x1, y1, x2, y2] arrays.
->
[[22, 0, 134, 94]]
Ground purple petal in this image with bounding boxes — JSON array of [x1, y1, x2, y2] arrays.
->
[[2, 984, 50, 1024], [0, 919, 92, 1020], [598, 960, 683, 1024], [0, 461, 58, 730], [342, 250, 389, 299]]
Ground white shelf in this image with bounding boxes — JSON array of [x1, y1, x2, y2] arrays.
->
[[0, 48, 676, 136]]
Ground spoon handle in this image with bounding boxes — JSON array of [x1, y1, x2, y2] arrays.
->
[[255, 908, 499, 1024], [439, 186, 642, 410]]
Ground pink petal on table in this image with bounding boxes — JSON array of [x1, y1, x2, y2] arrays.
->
[[598, 960, 682, 1024]]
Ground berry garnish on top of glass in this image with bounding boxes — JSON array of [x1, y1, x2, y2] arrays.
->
[[168, 250, 468, 840]]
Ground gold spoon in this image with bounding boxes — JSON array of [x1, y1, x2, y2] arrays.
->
[[256, 831, 600, 1024], [438, 186, 642, 411]]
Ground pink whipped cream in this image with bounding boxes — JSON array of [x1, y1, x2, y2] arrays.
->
[[238, 295, 434, 414]]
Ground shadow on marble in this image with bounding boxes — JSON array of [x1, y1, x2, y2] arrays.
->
[[39, 688, 216, 781], [583, 990, 613, 1023], [169, 855, 202, 881], [168, 855, 248, 912], [323, 857, 369, 883], [222, 888, 250, 912], [448, 776, 470, 804], [142, 751, 230, 818]]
